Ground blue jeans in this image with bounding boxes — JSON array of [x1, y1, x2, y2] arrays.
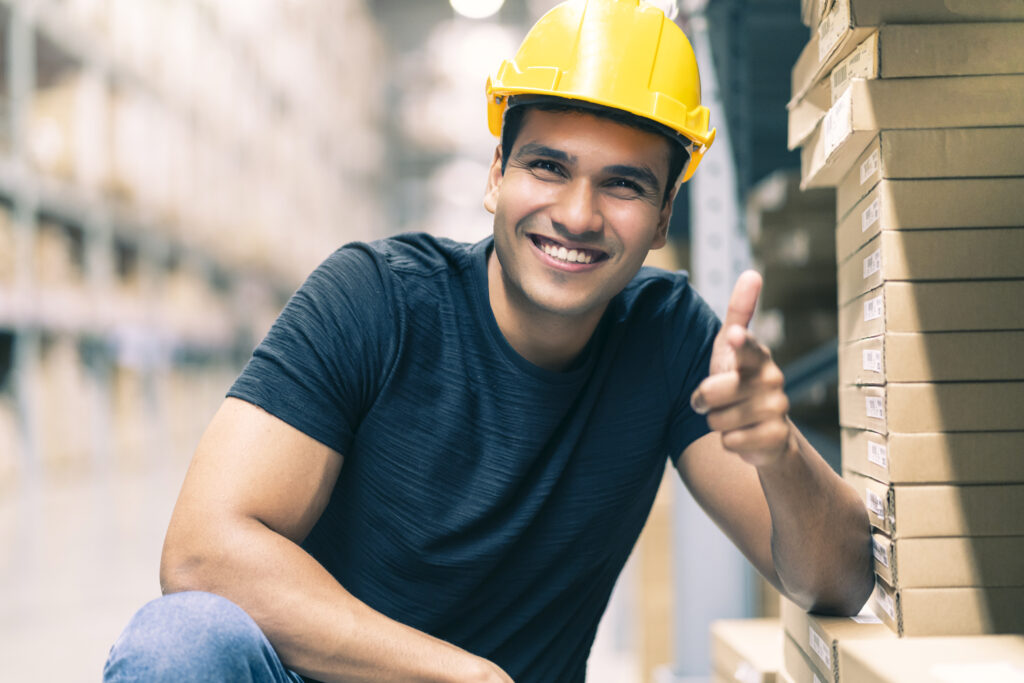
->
[[104, 591, 308, 682]]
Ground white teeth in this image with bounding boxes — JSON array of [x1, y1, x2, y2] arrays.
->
[[541, 241, 595, 264]]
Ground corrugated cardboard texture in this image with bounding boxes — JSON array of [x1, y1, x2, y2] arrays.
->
[[838, 382, 1024, 433], [836, 128, 1024, 220], [830, 24, 1024, 101], [782, 631, 831, 683], [872, 578, 1024, 637], [839, 281, 1024, 342], [843, 470, 1024, 538], [839, 634, 1024, 683], [837, 229, 1024, 305], [781, 597, 892, 682], [872, 531, 1024, 589], [840, 428, 1024, 484], [790, 0, 1024, 102], [801, 76, 1024, 188], [839, 332, 1024, 385], [836, 178, 1024, 264], [710, 619, 782, 683]]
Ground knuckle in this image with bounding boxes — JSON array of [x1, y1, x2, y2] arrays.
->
[[763, 364, 785, 387]]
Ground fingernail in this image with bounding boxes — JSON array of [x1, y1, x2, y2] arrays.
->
[[690, 391, 708, 415]]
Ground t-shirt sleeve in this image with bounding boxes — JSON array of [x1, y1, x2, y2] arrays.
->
[[662, 277, 721, 459], [227, 243, 398, 455]]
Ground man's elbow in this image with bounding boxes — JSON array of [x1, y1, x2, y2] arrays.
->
[[807, 545, 876, 617]]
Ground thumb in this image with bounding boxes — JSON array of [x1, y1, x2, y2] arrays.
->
[[722, 270, 763, 330]]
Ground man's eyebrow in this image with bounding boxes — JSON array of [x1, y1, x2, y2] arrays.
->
[[605, 164, 662, 193], [513, 143, 575, 164]]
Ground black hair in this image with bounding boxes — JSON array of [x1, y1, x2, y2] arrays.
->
[[499, 95, 691, 207]]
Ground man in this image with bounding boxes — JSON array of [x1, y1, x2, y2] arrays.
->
[[104, 1, 873, 681]]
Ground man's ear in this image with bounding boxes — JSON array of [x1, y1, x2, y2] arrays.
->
[[483, 145, 503, 214], [651, 183, 678, 249]]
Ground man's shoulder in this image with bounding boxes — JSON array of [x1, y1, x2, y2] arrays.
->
[[355, 232, 483, 279]]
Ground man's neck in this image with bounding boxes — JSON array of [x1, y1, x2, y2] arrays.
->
[[486, 251, 605, 373]]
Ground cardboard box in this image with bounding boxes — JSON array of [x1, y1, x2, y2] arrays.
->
[[839, 382, 1024, 434], [837, 127, 1024, 220], [837, 229, 1024, 305], [839, 332, 1024, 386], [829, 24, 1024, 106], [838, 280, 1024, 343], [843, 470, 1024, 538], [782, 631, 830, 683], [871, 577, 1024, 637], [838, 634, 1024, 682], [788, 77, 831, 151], [790, 0, 1024, 103], [781, 597, 893, 683], [841, 428, 1024, 485], [710, 618, 782, 683], [801, 76, 1024, 188], [836, 178, 1024, 264], [872, 531, 1024, 589]]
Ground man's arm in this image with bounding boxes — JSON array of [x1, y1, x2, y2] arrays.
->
[[674, 272, 874, 615], [161, 397, 513, 683]]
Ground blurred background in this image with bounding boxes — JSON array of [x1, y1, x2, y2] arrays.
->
[[0, 0, 837, 680]]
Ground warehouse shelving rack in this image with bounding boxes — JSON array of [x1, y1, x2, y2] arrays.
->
[[0, 0, 386, 487]]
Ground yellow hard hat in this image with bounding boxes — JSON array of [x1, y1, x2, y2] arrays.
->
[[486, 0, 715, 182]]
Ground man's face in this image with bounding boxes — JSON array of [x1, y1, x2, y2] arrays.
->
[[484, 108, 675, 324]]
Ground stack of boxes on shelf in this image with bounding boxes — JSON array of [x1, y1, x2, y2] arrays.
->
[[775, 0, 1024, 680], [0, 0, 388, 484]]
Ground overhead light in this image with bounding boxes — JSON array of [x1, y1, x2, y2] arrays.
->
[[450, 0, 505, 20]]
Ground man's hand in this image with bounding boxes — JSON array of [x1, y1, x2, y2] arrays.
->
[[690, 271, 796, 468]]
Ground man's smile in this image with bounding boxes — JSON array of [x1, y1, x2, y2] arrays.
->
[[528, 234, 609, 267]]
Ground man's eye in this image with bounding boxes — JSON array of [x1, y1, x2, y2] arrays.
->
[[529, 160, 563, 175], [608, 178, 645, 195]]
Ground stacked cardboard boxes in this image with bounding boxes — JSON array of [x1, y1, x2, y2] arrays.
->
[[782, 0, 1024, 674]]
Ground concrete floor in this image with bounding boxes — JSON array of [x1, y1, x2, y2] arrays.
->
[[0, 461, 188, 681]]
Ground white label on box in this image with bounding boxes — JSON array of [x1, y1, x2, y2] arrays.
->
[[863, 248, 881, 279], [864, 295, 883, 322], [823, 86, 852, 158], [733, 661, 759, 683], [872, 536, 889, 567], [930, 663, 1024, 683], [867, 440, 889, 469], [808, 626, 832, 670], [851, 613, 883, 625], [863, 349, 883, 374], [866, 489, 885, 520], [875, 584, 896, 621], [861, 197, 880, 232], [860, 148, 880, 185], [865, 396, 885, 420], [817, 0, 848, 64]]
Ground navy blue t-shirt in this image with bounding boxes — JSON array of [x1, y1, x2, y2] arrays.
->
[[228, 233, 719, 682]]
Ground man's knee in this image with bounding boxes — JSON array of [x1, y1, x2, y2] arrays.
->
[[104, 591, 279, 681]]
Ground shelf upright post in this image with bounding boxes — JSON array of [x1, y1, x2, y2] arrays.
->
[[661, 2, 755, 681], [7, 0, 42, 483]]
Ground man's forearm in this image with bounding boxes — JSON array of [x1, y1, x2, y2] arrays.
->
[[161, 516, 510, 683], [756, 423, 874, 615]]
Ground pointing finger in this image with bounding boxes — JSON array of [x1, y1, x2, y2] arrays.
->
[[722, 270, 763, 330]]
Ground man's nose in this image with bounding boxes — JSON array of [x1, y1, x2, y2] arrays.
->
[[550, 180, 603, 237]]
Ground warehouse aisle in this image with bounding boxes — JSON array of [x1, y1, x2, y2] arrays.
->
[[0, 459, 189, 681]]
